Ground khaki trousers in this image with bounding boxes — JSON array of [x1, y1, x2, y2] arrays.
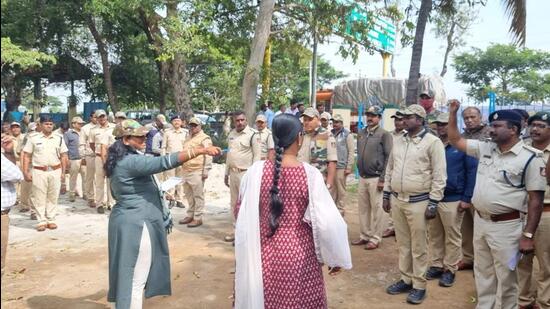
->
[[164, 166, 184, 202], [20, 180, 33, 211], [69, 159, 86, 196], [94, 157, 113, 207], [427, 201, 463, 273], [1, 213, 8, 277], [473, 212, 522, 309], [183, 171, 205, 220], [518, 212, 550, 309], [330, 169, 347, 215], [392, 196, 429, 289], [229, 170, 245, 225], [358, 177, 387, 245], [85, 155, 96, 202], [461, 207, 475, 264], [31, 169, 62, 225]]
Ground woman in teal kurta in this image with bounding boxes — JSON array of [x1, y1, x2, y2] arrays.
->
[[105, 120, 219, 309]]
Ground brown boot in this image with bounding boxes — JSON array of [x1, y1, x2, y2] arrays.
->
[[187, 219, 203, 228], [179, 217, 193, 225], [36, 224, 47, 232]]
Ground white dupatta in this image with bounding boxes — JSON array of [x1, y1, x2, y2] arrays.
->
[[234, 161, 352, 309]]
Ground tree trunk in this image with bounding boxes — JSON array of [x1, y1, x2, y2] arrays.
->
[[260, 38, 272, 102], [440, 19, 456, 77], [3, 74, 22, 112], [405, 0, 432, 106], [87, 15, 119, 112], [310, 23, 319, 108], [68, 79, 77, 121], [32, 77, 42, 118], [166, 1, 192, 119], [242, 0, 276, 122]]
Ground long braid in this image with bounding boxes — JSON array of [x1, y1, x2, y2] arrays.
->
[[268, 146, 284, 237]]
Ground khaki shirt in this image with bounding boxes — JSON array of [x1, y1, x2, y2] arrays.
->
[[253, 128, 274, 161], [384, 129, 447, 202], [298, 126, 337, 175], [226, 126, 257, 174], [23, 132, 68, 167], [13, 134, 25, 160], [81, 122, 96, 156], [466, 139, 547, 214], [391, 130, 406, 140], [526, 141, 550, 205], [182, 130, 213, 173], [162, 127, 189, 154], [89, 123, 115, 154]]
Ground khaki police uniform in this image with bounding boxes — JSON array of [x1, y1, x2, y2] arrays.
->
[[252, 128, 274, 161], [23, 132, 68, 226], [466, 139, 546, 309], [384, 128, 447, 290], [82, 122, 96, 202], [518, 143, 550, 309], [385, 130, 407, 232], [12, 133, 25, 205], [162, 127, 188, 203], [90, 123, 115, 207], [181, 130, 212, 220], [67, 129, 86, 198], [18, 132, 37, 212], [460, 124, 491, 266], [297, 126, 337, 176], [330, 128, 355, 215], [226, 126, 257, 223]]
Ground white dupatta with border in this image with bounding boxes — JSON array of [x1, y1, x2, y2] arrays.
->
[[234, 161, 352, 309]]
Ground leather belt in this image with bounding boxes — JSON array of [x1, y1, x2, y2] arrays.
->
[[33, 164, 61, 171], [476, 210, 521, 222], [543, 203, 550, 212], [95, 153, 102, 157]]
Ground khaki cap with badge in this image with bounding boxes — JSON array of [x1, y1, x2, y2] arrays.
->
[[332, 114, 344, 122], [95, 109, 107, 117], [188, 117, 202, 126], [320, 112, 331, 120], [430, 113, 449, 124], [301, 107, 320, 119], [113, 119, 149, 138], [255, 114, 267, 123], [71, 116, 86, 124], [396, 104, 427, 119], [365, 106, 384, 116], [115, 111, 127, 119]]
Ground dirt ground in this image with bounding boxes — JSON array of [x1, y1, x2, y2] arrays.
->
[[1, 165, 477, 309]]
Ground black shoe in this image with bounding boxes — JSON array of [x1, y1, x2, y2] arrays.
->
[[168, 200, 175, 209], [425, 266, 444, 280], [406, 289, 426, 304], [439, 270, 455, 287], [176, 201, 185, 208], [386, 280, 413, 295], [97, 206, 105, 214]]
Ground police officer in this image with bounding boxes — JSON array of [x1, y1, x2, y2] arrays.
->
[[330, 114, 355, 217], [89, 109, 115, 214], [224, 111, 257, 242], [354, 106, 392, 250], [383, 113, 407, 238], [178, 117, 213, 228], [320, 112, 332, 130], [458, 106, 491, 271], [10, 122, 24, 206], [64, 117, 87, 202], [253, 114, 274, 161], [517, 111, 550, 309], [21, 116, 69, 231], [383, 104, 447, 304], [426, 113, 477, 287], [298, 107, 337, 189], [447, 101, 546, 309], [82, 111, 98, 206], [162, 115, 189, 208], [18, 122, 39, 218]]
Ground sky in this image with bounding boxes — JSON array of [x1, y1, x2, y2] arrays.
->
[[45, 0, 550, 113], [318, 0, 550, 103]]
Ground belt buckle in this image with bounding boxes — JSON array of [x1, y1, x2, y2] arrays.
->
[[47, 166, 53, 172], [477, 211, 491, 221]]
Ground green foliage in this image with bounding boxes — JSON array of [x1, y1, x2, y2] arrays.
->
[[453, 44, 550, 103], [1, 38, 56, 70]]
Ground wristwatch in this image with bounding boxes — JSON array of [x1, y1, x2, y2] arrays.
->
[[522, 232, 534, 239]]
